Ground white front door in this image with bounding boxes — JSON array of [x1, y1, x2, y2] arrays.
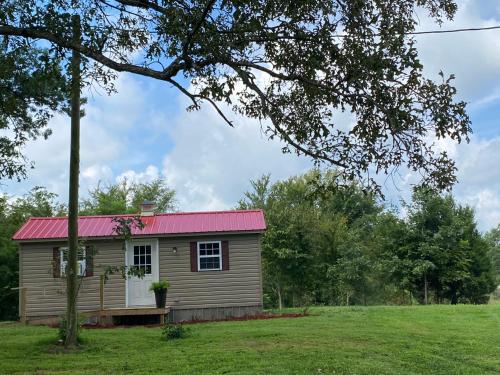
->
[[126, 240, 159, 306]]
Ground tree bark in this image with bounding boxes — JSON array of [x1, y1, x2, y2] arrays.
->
[[277, 285, 282, 310], [424, 274, 428, 305], [65, 13, 81, 348]]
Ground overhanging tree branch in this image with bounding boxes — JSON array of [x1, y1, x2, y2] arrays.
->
[[234, 67, 347, 168], [0, 25, 188, 79], [0, 0, 471, 193]]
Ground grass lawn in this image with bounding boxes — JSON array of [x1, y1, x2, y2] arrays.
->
[[0, 305, 499, 374]]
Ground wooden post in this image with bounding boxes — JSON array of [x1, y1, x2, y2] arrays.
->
[[160, 313, 165, 325], [99, 275, 104, 325], [20, 287, 27, 324], [99, 275, 104, 311]]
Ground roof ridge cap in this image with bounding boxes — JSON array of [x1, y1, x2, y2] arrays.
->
[[24, 209, 264, 221], [154, 209, 263, 217]]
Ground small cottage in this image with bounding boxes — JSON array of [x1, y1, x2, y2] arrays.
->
[[13, 205, 266, 323]]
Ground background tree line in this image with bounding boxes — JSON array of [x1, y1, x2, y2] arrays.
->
[[238, 170, 498, 308], [1, 171, 498, 319]]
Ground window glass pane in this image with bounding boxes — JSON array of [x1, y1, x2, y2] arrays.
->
[[78, 261, 86, 276], [145, 245, 151, 254], [198, 243, 221, 270], [134, 247, 139, 256], [145, 265, 151, 274], [200, 258, 208, 269], [78, 249, 85, 260], [199, 256, 220, 270], [134, 255, 139, 266], [146, 254, 151, 265], [61, 248, 86, 267]]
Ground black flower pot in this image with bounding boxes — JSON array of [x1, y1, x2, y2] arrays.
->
[[154, 289, 167, 308]]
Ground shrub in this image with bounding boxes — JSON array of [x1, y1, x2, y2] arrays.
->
[[162, 323, 189, 340], [149, 280, 170, 292]]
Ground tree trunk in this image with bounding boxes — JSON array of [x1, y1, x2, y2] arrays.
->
[[65, 13, 81, 348], [424, 274, 428, 305], [277, 285, 282, 310]]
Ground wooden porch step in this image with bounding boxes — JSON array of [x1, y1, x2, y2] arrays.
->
[[87, 306, 170, 317]]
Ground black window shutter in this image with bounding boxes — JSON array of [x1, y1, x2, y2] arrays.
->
[[222, 240, 229, 271], [190, 242, 198, 272], [53, 247, 61, 278]]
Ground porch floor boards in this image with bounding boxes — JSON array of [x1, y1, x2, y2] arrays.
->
[[84, 306, 170, 324], [90, 306, 170, 317]]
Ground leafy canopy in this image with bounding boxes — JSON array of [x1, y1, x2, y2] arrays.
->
[[0, 43, 69, 180], [0, 0, 470, 192], [79, 178, 176, 215]]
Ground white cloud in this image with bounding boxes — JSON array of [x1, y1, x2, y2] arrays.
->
[[82, 164, 113, 186], [452, 137, 500, 231], [161, 99, 312, 211], [460, 189, 500, 230], [381, 135, 500, 231], [116, 165, 160, 185], [415, 0, 500, 102], [2, 74, 155, 199]]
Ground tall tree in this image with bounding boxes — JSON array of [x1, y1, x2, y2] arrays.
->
[[0, 0, 470, 193], [402, 189, 496, 304], [485, 225, 500, 288], [0, 0, 472, 345], [64, 10, 81, 347], [239, 170, 383, 307]]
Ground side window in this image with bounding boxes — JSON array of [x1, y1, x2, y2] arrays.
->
[[198, 241, 222, 271], [60, 247, 86, 277]]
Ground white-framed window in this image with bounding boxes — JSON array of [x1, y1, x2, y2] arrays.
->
[[132, 244, 152, 275], [60, 247, 86, 277], [198, 241, 222, 271]]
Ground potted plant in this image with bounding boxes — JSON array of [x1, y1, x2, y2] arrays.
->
[[149, 280, 170, 308]]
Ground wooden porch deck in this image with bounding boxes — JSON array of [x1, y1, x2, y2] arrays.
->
[[86, 306, 171, 324], [89, 306, 170, 317]]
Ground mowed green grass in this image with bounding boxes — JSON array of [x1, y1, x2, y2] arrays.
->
[[0, 305, 499, 375]]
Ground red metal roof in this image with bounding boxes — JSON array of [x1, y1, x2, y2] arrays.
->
[[12, 209, 266, 241]]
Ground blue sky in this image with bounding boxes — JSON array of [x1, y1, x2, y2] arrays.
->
[[2, 0, 500, 231]]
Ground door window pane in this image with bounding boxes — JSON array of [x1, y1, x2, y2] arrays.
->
[[133, 244, 152, 275]]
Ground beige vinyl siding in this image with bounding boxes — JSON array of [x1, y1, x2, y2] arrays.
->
[[19, 240, 126, 317], [19, 233, 263, 318], [159, 234, 263, 310]]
